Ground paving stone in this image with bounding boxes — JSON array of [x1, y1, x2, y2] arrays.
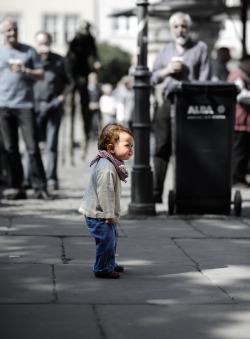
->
[[176, 239, 250, 304], [176, 239, 250, 267], [62, 236, 193, 267], [0, 305, 101, 339], [9, 215, 87, 236], [97, 304, 250, 339], [118, 218, 204, 238], [55, 264, 232, 305], [190, 219, 250, 238], [0, 236, 62, 264], [0, 264, 54, 304]]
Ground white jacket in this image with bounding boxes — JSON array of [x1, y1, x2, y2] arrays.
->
[[78, 158, 121, 220]]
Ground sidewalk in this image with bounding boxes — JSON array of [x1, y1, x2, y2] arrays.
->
[[1, 122, 250, 338]]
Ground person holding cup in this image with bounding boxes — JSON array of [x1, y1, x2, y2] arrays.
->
[[0, 17, 51, 200], [151, 12, 211, 203]]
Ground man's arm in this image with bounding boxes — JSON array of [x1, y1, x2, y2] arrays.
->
[[21, 66, 44, 81], [151, 44, 182, 85], [237, 88, 250, 105], [158, 61, 182, 81], [234, 78, 250, 105], [57, 81, 75, 103], [9, 62, 44, 81]]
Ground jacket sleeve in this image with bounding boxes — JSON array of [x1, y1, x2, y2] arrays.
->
[[96, 166, 117, 218]]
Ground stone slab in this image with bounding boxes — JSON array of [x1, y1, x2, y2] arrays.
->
[[0, 305, 101, 339], [55, 264, 232, 305], [8, 215, 87, 236], [0, 236, 62, 264], [0, 264, 54, 303], [176, 239, 250, 304], [190, 219, 250, 238], [62, 237, 96, 265], [63, 236, 193, 267], [97, 304, 250, 339], [176, 239, 250, 267], [203, 265, 250, 304], [0, 196, 82, 217], [118, 218, 204, 238]]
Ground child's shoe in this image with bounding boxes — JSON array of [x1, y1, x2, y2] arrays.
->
[[114, 265, 124, 273], [95, 270, 120, 279]]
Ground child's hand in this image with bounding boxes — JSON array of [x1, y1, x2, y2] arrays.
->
[[105, 218, 115, 224]]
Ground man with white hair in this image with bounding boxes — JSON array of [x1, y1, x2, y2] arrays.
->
[[0, 18, 51, 199], [151, 12, 211, 203]]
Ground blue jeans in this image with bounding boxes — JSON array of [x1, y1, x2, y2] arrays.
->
[[85, 216, 118, 274]]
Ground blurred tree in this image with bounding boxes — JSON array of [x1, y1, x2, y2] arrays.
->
[[97, 42, 132, 86]]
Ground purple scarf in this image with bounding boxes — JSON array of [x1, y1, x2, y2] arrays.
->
[[90, 150, 128, 183]]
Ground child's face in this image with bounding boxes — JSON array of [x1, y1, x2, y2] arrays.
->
[[112, 132, 134, 161]]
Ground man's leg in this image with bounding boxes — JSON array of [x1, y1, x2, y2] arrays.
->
[[19, 108, 46, 189], [46, 106, 64, 189], [79, 85, 91, 156], [233, 130, 250, 185], [153, 99, 172, 202], [0, 108, 25, 194]]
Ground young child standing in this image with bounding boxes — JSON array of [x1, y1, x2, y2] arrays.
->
[[79, 123, 134, 278]]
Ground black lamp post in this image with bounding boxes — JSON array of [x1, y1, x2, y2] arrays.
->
[[128, 0, 155, 215]]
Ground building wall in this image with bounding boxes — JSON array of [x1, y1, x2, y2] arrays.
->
[[0, 0, 249, 69], [0, 1, 158, 59], [95, 0, 138, 55], [0, 0, 96, 55]]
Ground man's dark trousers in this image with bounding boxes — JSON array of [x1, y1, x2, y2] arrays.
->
[[153, 98, 172, 201], [0, 107, 46, 189]]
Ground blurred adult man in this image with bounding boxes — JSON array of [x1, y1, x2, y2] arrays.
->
[[151, 12, 211, 203], [228, 55, 250, 187], [24, 31, 74, 191], [0, 17, 50, 199]]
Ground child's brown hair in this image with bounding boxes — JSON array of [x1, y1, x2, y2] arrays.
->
[[98, 123, 134, 151]]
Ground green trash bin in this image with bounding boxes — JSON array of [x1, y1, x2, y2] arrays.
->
[[168, 81, 242, 216]]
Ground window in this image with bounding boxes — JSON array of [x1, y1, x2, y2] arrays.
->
[[44, 15, 58, 43], [112, 15, 137, 36], [112, 17, 119, 31], [65, 15, 79, 43], [43, 14, 80, 45]]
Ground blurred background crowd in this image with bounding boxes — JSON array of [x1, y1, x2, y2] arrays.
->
[[0, 0, 250, 199]]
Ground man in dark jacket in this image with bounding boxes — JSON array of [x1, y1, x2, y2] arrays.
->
[[24, 31, 74, 191]]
